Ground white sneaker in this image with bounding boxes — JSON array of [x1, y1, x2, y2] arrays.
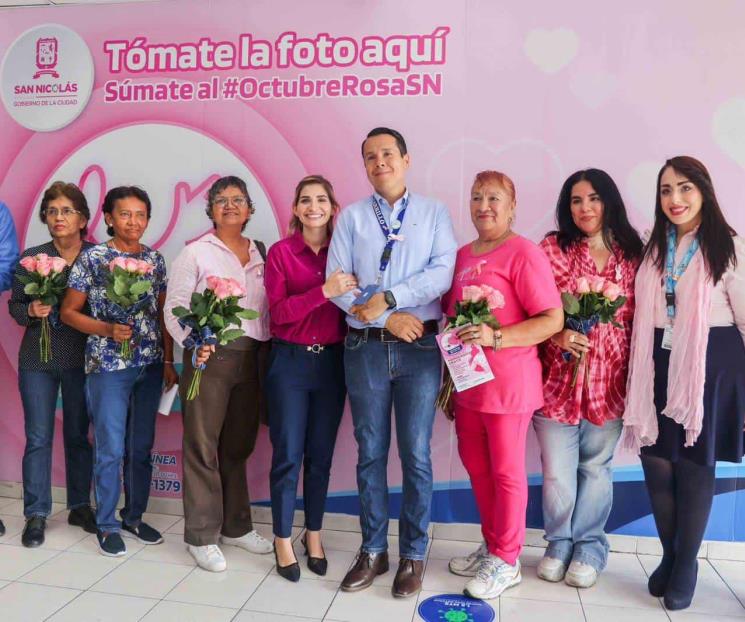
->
[[537, 556, 567, 582], [220, 530, 273, 554], [187, 544, 227, 572], [463, 556, 521, 600], [448, 541, 489, 577], [564, 560, 598, 588]]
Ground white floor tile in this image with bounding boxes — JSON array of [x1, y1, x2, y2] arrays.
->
[[131, 532, 196, 566], [243, 574, 337, 618], [0, 516, 26, 541], [667, 613, 745, 622], [326, 584, 418, 622], [518, 546, 545, 568], [0, 500, 66, 518], [500, 597, 584, 621], [711, 559, 745, 603], [140, 512, 182, 533], [0, 581, 79, 621], [427, 539, 481, 561], [233, 612, 322, 622], [89, 559, 193, 599], [578, 569, 664, 610], [47, 591, 158, 621], [678, 561, 745, 617], [220, 543, 276, 573], [503, 566, 580, 604], [421, 556, 469, 593], [19, 551, 123, 589], [3, 519, 89, 551], [140, 600, 237, 621], [603, 552, 646, 577], [0, 545, 59, 580], [164, 568, 265, 609], [321, 530, 366, 552], [67, 532, 145, 558], [583, 603, 669, 621], [0, 497, 18, 511], [165, 517, 184, 534]]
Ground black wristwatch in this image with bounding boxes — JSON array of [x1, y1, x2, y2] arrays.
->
[[384, 290, 397, 309]]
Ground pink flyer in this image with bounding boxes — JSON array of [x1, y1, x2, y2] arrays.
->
[[436, 329, 494, 392]]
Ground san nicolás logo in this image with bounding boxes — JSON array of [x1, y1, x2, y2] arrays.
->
[[1, 24, 94, 132]]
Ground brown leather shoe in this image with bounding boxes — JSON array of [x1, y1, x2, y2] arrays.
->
[[392, 557, 424, 598], [340, 550, 389, 592]]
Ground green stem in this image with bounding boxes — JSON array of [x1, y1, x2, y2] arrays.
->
[[186, 368, 202, 401]]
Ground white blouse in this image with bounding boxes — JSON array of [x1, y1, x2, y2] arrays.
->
[[655, 233, 745, 343]]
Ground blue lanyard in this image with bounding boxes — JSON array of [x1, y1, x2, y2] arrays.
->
[[665, 227, 699, 320], [371, 194, 408, 282]]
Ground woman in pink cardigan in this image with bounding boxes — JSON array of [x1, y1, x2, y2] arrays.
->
[[623, 156, 745, 611]]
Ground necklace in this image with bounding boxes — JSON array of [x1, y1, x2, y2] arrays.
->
[[109, 238, 142, 254]]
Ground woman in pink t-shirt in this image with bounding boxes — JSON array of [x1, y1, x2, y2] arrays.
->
[[442, 171, 563, 600]]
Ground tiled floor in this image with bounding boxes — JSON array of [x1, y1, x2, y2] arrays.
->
[[0, 499, 743, 621]]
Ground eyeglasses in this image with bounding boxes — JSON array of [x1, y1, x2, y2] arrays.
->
[[213, 196, 249, 209], [43, 207, 80, 218]]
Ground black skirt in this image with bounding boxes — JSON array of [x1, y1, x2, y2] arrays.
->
[[641, 325, 745, 466]]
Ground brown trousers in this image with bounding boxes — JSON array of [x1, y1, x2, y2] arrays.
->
[[180, 337, 270, 546]]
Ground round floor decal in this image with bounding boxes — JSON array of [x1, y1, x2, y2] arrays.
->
[[417, 593, 496, 622]]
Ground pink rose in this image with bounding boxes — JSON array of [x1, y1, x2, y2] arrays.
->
[[206, 275, 221, 291], [50, 257, 67, 273], [19, 256, 37, 272], [602, 281, 622, 302], [590, 277, 605, 293], [226, 278, 245, 298], [109, 257, 127, 272], [212, 280, 233, 301], [575, 277, 591, 294], [36, 257, 52, 277], [124, 258, 139, 273], [481, 284, 505, 310], [137, 260, 154, 275], [461, 285, 485, 303]]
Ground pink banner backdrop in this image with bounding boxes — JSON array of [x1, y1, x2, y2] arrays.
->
[[1, 0, 744, 533]]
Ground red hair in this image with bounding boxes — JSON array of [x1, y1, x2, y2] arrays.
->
[[472, 170, 516, 203]]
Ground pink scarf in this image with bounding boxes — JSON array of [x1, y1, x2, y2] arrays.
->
[[621, 249, 712, 452]]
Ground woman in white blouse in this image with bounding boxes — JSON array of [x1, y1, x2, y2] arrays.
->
[[164, 176, 272, 572], [623, 156, 745, 611]]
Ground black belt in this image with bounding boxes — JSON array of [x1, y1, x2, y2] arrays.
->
[[348, 319, 439, 343], [272, 338, 342, 354]]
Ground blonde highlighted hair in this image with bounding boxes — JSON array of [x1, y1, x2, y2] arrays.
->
[[289, 174, 340, 237]]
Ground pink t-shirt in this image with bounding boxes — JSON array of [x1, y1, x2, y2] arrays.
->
[[442, 236, 562, 414]]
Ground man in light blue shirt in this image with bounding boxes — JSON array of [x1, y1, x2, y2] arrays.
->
[[0, 200, 19, 538], [327, 127, 457, 598]]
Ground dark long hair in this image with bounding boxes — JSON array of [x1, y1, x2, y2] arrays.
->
[[645, 156, 736, 284], [551, 169, 643, 261]]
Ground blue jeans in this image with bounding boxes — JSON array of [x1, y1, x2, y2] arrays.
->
[[344, 331, 441, 560], [533, 414, 622, 571], [19, 368, 93, 518], [267, 342, 346, 538], [85, 363, 163, 533]]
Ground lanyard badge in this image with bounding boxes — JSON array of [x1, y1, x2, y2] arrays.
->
[[662, 227, 699, 350], [352, 195, 408, 306]]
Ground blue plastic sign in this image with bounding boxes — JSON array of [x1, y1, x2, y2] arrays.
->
[[417, 593, 496, 622]]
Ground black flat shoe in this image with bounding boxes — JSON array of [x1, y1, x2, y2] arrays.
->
[[302, 535, 328, 576], [0, 518, 5, 537], [648, 555, 675, 597], [274, 543, 300, 582], [68, 506, 97, 534], [664, 560, 698, 611], [22, 516, 46, 548]]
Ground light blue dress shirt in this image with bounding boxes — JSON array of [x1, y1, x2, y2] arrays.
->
[[0, 202, 19, 293], [327, 190, 457, 329]]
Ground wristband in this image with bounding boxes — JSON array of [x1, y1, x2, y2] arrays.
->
[[492, 329, 503, 351]]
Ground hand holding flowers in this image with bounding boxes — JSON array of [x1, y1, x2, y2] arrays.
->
[[560, 275, 626, 387], [436, 284, 503, 415], [104, 257, 156, 359], [18, 253, 69, 362], [171, 276, 259, 400]]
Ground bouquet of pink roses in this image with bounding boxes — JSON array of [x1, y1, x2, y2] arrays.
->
[[105, 257, 156, 360], [18, 253, 69, 362], [561, 275, 626, 387], [435, 284, 503, 413], [171, 276, 259, 400]]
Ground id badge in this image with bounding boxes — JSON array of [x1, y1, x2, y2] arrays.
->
[[661, 324, 673, 351], [352, 284, 379, 306]]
